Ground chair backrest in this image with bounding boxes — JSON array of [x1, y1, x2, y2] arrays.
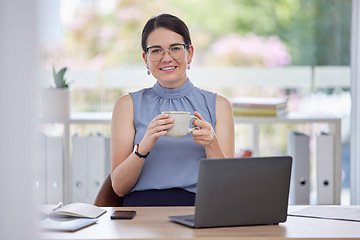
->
[[94, 174, 124, 207]]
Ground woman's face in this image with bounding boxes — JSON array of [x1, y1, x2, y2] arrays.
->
[[143, 27, 193, 89]]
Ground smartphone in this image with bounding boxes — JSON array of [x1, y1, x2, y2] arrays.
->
[[110, 210, 136, 219]]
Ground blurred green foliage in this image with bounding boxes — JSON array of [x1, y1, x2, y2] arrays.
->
[[45, 0, 351, 69]]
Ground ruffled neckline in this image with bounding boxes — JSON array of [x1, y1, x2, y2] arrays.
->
[[152, 79, 194, 99]]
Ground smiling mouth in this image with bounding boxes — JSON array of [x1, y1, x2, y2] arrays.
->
[[160, 66, 177, 71]]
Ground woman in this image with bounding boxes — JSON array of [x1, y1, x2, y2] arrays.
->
[[111, 13, 235, 206]]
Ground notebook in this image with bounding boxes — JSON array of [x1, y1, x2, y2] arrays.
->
[[38, 202, 106, 219], [39, 218, 98, 232], [169, 156, 292, 228]]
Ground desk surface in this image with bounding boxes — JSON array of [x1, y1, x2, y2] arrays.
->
[[40, 206, 360, 240]]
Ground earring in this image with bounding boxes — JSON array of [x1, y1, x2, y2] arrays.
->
[[147, 69, 150, 75], [187, 64, 191, 70]]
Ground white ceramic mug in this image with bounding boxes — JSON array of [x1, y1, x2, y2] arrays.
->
[[162, 111, 199, 138]]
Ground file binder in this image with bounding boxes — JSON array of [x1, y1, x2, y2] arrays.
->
[[46, 136, 64, 204], [34, 133, 47, 204], [87, 134, 106, 204], [316, 133, 335, 204], [287, 131, 310, 204], [71, 135, 89, 203]]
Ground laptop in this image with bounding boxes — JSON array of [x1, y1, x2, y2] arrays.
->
[[169, 156, 292, 228]]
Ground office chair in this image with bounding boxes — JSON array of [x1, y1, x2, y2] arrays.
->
[[94, 174, 124, 207]]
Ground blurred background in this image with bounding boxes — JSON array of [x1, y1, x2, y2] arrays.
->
[[37, 0, 352, 204]]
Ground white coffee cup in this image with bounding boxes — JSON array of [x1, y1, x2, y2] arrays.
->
[[162, 111, 199, 138]]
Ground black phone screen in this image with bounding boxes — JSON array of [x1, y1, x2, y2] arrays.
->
[[110, 210, 136, 219]]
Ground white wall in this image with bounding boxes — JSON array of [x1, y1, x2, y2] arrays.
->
[[351, 0, 360, 205], [0, 0, 38, 239]]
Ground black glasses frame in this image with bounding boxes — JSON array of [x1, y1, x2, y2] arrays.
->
[[145, 44, 188, 61]]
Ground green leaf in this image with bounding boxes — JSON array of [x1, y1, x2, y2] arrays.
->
[[52, 66, 56, 80], [58, 67, 67, 81], [53, 67, 69, 88]]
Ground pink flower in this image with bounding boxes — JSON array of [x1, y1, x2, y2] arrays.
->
[[208, 34, 291, 67]]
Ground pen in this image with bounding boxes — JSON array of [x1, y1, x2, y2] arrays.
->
[[52, 201, 63, 211]]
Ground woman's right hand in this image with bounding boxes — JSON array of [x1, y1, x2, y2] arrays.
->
[[137, 113, 174, 154]]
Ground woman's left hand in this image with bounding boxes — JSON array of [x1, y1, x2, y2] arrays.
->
[[191, 111, 215, 146]]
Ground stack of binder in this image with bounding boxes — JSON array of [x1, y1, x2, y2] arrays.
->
[[71, 134, 110, 204], [34, 134, 64, 204], [34, 133, 110, 204], [287, 131, 336, 205], [230, 97, 288, 117]]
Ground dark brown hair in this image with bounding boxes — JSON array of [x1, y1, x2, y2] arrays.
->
[[141, 13, 192, 52]]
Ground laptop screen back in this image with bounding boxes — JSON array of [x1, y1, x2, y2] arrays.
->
[[194, 156, 292, 228]]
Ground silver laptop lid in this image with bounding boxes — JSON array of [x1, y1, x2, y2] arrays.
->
[[194, 156, 292, 228]]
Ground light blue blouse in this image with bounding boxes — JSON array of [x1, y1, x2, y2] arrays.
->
[[129, 79, 216, 193]]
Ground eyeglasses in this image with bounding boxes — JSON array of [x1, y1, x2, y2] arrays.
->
[[146, 44, 187, 61]]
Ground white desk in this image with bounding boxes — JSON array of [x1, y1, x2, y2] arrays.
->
[[40, 205, 360, 239]]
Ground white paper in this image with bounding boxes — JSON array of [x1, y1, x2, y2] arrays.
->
[[289, 206, 360, 221]]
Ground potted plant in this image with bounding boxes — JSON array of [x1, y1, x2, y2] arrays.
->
[[42, 66, 72, 118]]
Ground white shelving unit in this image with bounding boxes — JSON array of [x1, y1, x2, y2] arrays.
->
[[235, 112, 342, 204], [41, 112, 112, 204], [42, 111, 341, 204]]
